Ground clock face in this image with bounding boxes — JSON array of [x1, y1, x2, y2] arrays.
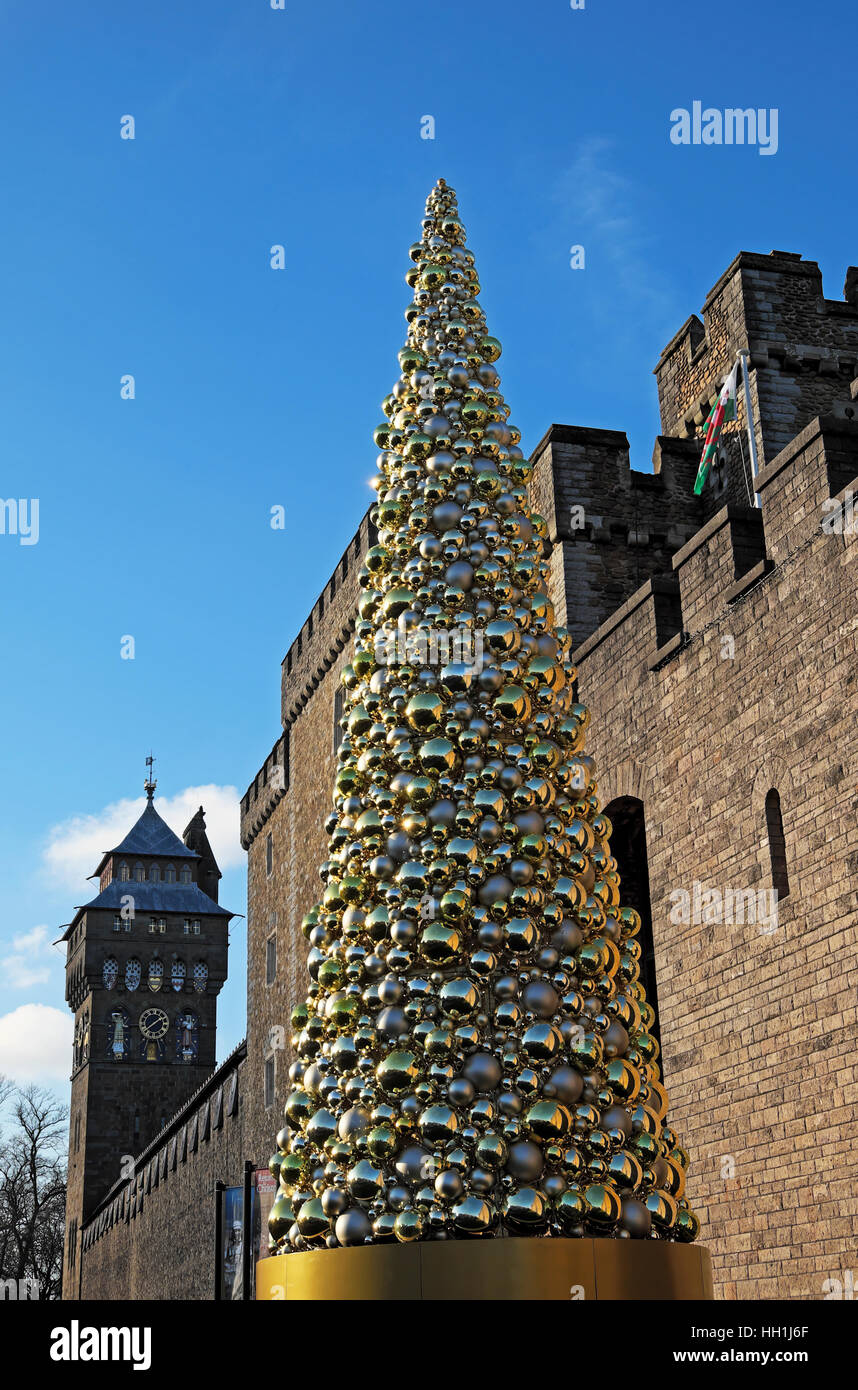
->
[[139, 1007, 169, 1040]]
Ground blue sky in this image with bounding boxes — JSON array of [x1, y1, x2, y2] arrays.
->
[[0, 0, 852, 1099]]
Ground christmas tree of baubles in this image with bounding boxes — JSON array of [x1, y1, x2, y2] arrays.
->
[[269, 179, 701, 1254]]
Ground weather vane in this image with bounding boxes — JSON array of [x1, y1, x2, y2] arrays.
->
[[144, 752, 157, 800]]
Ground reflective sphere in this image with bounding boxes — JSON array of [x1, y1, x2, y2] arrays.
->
[[269, 177, 701, 1259]]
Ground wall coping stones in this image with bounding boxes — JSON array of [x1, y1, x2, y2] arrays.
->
[[530, 422, 630, 459], [571, 575, 675, 667], [756, 414, 858, 491]]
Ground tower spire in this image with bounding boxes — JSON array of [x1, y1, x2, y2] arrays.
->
[[144, 752, 157, 801], [268, 181, 701, 1257]]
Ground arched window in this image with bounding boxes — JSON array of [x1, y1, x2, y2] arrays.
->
[[170, 958, 186, 992], [179, 865, 191, 884], [106, 1007, 131, 1061], [125, 958, 141, 991], [765, 789, 790, 899], [102, 957, 118, 990], [119, 861, 130, 882], [164, 864, 176, 884], [603, 796, 662, 1057], [149, 864, 160, 883], [175, 1010, 199, 1063], [192, 961, 208, 994], [148, 958, 164, 992], [133, 862, 145, 882]]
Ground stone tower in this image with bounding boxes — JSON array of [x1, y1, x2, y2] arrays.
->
[[61, 777, 233, 1298]]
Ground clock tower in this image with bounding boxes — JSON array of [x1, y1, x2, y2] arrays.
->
[[61, 771, 234, 1297]]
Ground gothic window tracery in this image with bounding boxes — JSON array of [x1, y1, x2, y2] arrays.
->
[[103, 956, 119, 990], [148, 958, 164, 992], [192, 960, 208, 993], [170, 958, 186, 991], [125, 958, 141, 991]]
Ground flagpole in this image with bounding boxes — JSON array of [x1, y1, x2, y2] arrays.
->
[[737, 349, 761, 508]]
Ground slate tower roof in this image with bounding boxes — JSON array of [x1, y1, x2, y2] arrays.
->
[[109, 799, 198, 860]]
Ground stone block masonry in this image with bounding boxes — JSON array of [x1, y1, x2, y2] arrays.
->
[[73, 1044, 247, 1301], [72, 245, 858, 1299], [655, 250, 858, 488], [566, 418, 858, 1299], [240, 511, 376, 1175]]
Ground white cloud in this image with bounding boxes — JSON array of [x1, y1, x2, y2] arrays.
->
[[544, 137, 680, 341], [42, 785, 243, 895], [0, 1004, 72, 1084], [0, 925, 60, 990], [10, 925, 51, 952]]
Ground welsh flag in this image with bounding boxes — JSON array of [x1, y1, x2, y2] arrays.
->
[[694, 362, 739, 494]]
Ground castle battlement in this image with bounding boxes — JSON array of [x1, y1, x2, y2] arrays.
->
[[568, 405, 858, 678], [278, 511, 376, 727], [655, 249, 858, 472], [671, 503, 768, 638], [528, 425, 706, 647], [755, 410, 858, 557], [239, 512, 377, 849], [240, 731, 288, 849], [241, 247, 858, 825]]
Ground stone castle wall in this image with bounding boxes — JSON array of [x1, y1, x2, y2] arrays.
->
[[559, 415, 858, 1298], [239, 512, 376, 1166], [231, 248, 858, 1300], [74, 247, 858, 1300], [527, 424, 706, 648], [71, 1046, 247, 1301], [655, 250, 858, 477]]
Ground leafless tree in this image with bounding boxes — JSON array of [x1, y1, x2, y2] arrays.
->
[[0, 1076, 67, 1300]]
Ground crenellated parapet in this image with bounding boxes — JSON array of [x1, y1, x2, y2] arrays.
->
[[528, 424, 706, 648], [279, 511, 376, 727], [239, 511, 377, 850], [568, 399, 858, 678], [240, 732, 289, 850], [655, 250, 858, 488]]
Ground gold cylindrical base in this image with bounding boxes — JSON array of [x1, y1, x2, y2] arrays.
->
[[256, 1238, 713, 1301]]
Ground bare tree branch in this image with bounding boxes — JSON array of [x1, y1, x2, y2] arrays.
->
[[0, 1081, 67, 1299]]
